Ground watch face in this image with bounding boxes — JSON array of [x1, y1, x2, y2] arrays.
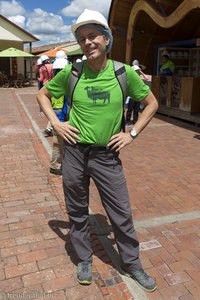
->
[[130, 128, 137, 138]]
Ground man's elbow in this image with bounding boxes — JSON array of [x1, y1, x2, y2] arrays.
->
[[145, 93, 159, 112], [153, 97, 159, 113]]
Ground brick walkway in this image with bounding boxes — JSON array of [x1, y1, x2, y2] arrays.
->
[[0, 85, 200, 300]]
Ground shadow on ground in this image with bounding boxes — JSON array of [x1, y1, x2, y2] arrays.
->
[[155, 113, 200, 135], [48, 214, 117, 270]]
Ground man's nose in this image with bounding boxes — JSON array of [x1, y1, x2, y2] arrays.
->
[[84, 37, 92, 44]]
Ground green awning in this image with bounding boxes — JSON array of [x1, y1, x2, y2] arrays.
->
[[0, 47, 34, 57]]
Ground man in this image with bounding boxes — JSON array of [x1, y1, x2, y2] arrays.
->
[[37, 9, 158, 292], [160, 54, 175, 76], [35, 58, 43, 90], [38, 55, 54, 137], [38, 55, 54, 85], [159, 54, 175, 103]]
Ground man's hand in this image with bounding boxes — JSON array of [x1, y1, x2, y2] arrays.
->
[[107, 132, 133, 152], [53, 121, 80, 144]]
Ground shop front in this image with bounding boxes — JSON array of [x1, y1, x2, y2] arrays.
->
[[108, 0, 200, 125], [151, 39, 200, 124]]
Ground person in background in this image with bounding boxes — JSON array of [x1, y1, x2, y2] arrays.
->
[[36, 8, 158, 292], [49, 51, 68, 175], [76, 55, 87, 63], [159, 54, 175, 102], [38, 55, 54, 85], [134, 65, 149, 81], [132, 59, 146, 71], [160, 54, 175, 76], [126, 64, 149, 126], [35, 58, 43, 90], [35, 58, 45, 117], [38, 55, 54, 137]]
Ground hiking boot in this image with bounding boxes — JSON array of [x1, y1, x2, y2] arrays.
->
[[49, 168, 62, 176], [77, 262, 92, 285], [43, 128, 53, 137], [121, 267, 157, 292]]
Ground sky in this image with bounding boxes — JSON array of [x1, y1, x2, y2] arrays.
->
[[0, 0, 112, 46]]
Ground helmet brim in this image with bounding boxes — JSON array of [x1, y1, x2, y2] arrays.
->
[[71, 20, 109, 36]]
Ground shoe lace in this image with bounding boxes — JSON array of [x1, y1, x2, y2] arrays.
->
[[80, 263, 90, 273]]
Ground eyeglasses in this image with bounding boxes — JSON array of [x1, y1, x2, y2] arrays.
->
[[78, 33, 103, 45]]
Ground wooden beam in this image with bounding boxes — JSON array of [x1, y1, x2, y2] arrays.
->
[[126, 0, 200, 64]]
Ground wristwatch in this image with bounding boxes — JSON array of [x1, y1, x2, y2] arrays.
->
[[130, 128, 138, 139]]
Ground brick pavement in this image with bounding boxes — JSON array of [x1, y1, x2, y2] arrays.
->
[[0, 85, 200, 300]]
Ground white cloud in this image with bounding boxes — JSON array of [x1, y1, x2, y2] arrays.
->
[[0, 0, 112, 45], [61, 0, 112, 18], [27, 8, 68, 35], [35, 32, 73, 45], [25, 8, 74, 45], [0, 0, 25, 16], [8, 15, 25, 28], [0, 0, 26, 27]]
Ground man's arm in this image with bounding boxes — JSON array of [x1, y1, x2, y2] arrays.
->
[[132, 91, 158, 135], [36, 86, 80, 144], [108, 91, 158, 151]]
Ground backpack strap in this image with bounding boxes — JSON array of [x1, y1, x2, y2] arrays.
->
[[113, 60, 127, 104], [68, 61, 83, 107], [113, 60, 127, 132]]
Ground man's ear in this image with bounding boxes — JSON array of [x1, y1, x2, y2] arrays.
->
[[104, 35, 110, 46]]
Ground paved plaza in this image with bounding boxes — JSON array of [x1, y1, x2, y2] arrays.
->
[[0, 85, 200, 300]]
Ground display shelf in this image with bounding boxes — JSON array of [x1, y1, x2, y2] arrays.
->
[[157, 47, 200, 77], [189, 48, 200, 77]]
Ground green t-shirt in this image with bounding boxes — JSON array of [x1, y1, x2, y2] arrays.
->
[[46, 59, 150, 145]]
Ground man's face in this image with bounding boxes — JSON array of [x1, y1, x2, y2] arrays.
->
[[162, 56, 167, 63], [77, 27, 109, 60]]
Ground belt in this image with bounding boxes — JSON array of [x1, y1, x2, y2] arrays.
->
[[76, 143, 108, 151], [64, 142, 110, 154], [64, 142, 119, 159]]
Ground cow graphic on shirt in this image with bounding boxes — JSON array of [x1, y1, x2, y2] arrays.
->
[[84, 87, 110, 104]]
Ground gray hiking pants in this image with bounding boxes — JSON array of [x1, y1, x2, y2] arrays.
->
[[62, 143, 142, 271]]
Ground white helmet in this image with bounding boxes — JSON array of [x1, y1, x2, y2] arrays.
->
[[55, 50, 67, 59], [76, 58, 82, 63], [37, 58, 42, 65], [40, 55, 49, 63], [53, 58, 68, 69], [71, 9, 110, 35], [132, 59, 139, 66], [82, 55, 87, 61]]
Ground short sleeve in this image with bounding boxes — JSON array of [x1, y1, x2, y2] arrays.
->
[[125, 64, 150, 101], [46, 64, 72, 99]]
